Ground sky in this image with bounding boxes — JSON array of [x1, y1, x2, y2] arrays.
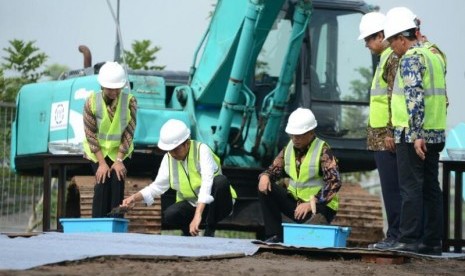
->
[[0, 0, 464, 130]]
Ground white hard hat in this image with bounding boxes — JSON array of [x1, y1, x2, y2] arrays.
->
[[358, 12, 386, 40], [285, 108, 317, 135], [388, 6, 417, 21], [158, 119, 191, 151], [97, 61, 127, 89], [384, 7, 417, 40]]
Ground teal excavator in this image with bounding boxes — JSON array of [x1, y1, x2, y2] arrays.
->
[[10, 0, 378, 235]]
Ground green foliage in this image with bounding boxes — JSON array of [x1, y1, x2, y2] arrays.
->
[[123, 40, 165, 71], [0, 76, 28, 102], [44, 63, 70, 80], [254, 50, 271, 82], [0, 68, 4, 98], [341, 66, 373, 138], [0, 40, 48, 102], [2, 39, 48, 82], [348, 67, 372, 102]]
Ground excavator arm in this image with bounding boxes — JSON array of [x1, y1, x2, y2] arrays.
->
[[172, 0, 312, 167]]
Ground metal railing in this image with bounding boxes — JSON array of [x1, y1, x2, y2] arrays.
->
[[0, 102, 44, 232]]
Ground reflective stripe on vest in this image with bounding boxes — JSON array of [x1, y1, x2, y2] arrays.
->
[[83, 91, 133, 162], [369, 48, 393, 127], [169, 140, 237, 202], [95, 92, 130, 141], [391, 47, 447, 129], [284, 138, 339, 211]]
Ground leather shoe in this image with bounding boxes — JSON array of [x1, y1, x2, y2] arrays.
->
[[389, 242, 419, 253], [264, 235, 283, 243], [204, 229, 215, 237], [368, 237, 397, 249], [204, 226, 216, 237], [418, 243, 442, 256]]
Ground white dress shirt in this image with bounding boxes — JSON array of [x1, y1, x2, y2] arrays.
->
[[139, 143, 218, 206]]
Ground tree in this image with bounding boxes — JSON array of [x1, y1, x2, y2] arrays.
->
[[0, 68, 4, 97], [44, 64, 70, 80], [2, 39, 48, 82], [340, 66, 372, 138], [348, 67, 372, 102], [0, 40, 48, 102], [123, 40, 165, 71]]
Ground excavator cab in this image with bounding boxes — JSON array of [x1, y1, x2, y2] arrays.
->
[[251, 2, 375, 172]]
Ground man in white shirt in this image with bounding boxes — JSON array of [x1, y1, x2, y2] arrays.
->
[[121, 119, 236, 237]]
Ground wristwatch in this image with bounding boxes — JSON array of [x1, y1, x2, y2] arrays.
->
[[116, 157, 124, 163]]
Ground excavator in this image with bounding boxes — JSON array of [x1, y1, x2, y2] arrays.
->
[[10, 0, 382, 243]]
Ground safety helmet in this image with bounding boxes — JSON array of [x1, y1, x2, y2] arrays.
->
[[358, 12, 386, 40], [389, 7, 421, 28], [97, 61, 127, 89], [285, 108, 317, 135], [384, 7, 417, 40], [158, 119, 191, 151]]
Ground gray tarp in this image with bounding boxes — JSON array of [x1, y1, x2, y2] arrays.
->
[[0, 232, 259, 270]]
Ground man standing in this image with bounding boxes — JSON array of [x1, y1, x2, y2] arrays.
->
[[83, 61, 137, 218], [258, 108, 341, 243], [121, 119, 236, 237], [384, 7, 447, 255], [358, 12, 401, 249]]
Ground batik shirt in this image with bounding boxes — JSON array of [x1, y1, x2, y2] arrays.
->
[[393, 42, 446, 144]]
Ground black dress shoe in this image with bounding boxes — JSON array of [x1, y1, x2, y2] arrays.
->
[[368, 237, 397, 249], [264, 235, 283, 243], [389, 242, 419, 253], [204, 227, 216, 237], [418, 243, 442, 256]]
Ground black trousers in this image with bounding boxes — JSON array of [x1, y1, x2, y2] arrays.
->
[[374, 150, 401, 240], [396, 139, 444, 246], [91, 157, 127, 218], [258, 183, 336, 239], [162, 175, 234, 235]]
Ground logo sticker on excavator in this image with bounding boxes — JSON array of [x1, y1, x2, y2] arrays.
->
[[50, 101, 69, 131]]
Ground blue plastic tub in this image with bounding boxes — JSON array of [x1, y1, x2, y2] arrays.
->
[[282, 223, 351, 247], [59, 218, 129, 233]]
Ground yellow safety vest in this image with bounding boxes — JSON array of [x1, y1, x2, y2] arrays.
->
[[424, 41, 447, 70], [369, 47, 394, 128], [168, 140, 237, 202], [83, 91, 134, 162], [391, 47, 447, 130], [284, 138, 339, 211]]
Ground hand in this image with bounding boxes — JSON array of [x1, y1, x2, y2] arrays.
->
[[384, 137, 396, 152], [121, 195, 136, 208], [414, 138, 427, 160], [95, 163, 111, 184], [189, 214, 202, 236], [258, 174, 272, 194], [111, 160, 127, 181], [294, 202, 312, 221]]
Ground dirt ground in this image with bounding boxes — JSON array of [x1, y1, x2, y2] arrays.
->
[[1, 251, 464, 276]]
